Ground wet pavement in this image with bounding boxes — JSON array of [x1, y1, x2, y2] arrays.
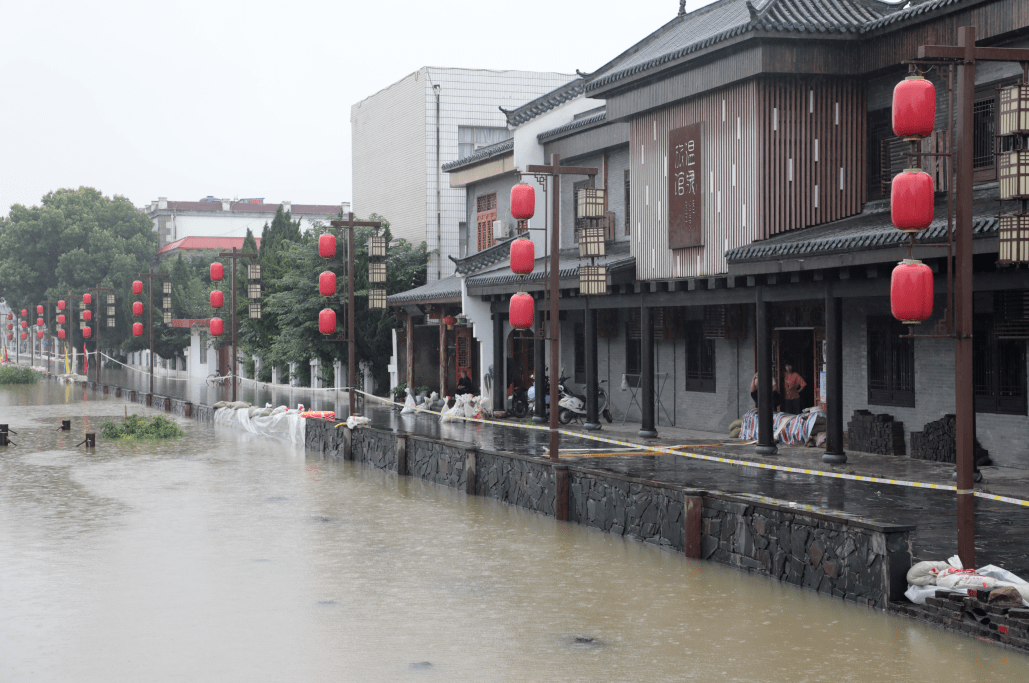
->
[[4, 379, 1029, 680]]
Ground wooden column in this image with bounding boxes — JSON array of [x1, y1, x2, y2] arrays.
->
[[533, 311, 546, 423], [756, 290, 777, 455], [584, 304, 600, 430], [639, 300, 657, 438], [438, 311, 447, 399], [405, 313, 414, 391], [823, 281, 846, 463], [396, 435, 407, 473], [464, 448, 477, 495], [684, 492, 703, 559], [554, 464, 569, 521], [492, 312, 505, 413]]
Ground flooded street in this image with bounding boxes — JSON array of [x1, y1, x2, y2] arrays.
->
[[2, 382, 1028, 681]]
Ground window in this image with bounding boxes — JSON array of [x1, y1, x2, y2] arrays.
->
[[974, 314, 1027, 414], [475, 193, 497, 252], [458, 221, 468, 258], [624, 169, 631, 235], [685, 321, 715, 392], [972, 96, 996, 181], [574, 322, 585, 384], [866, 316, 914, 407], [458, 126, 510, 159], [866, 108, 892, 201]]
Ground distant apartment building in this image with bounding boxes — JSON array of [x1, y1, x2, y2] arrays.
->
[[145, 197, 349, 250], [350, 67, 572, 281]]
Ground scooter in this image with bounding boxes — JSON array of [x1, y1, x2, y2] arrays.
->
[[558, 379, 613, 425], [525, 371, 563, 418]]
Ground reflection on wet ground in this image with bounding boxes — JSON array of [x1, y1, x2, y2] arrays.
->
[[2, 381, 1029, 681]]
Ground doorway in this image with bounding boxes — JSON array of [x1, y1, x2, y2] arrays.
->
[[776, 329, 815, 411], [507, 329, 534, 393]]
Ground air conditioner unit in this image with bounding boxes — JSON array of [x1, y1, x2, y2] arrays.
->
[[493, 220, 508, 241]]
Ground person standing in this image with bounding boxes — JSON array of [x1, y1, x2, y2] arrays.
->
[[750, 372, 780, 411], [782, 363, 807, 415]]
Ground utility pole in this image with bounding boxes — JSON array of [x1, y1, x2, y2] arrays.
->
[[86, 286, 113, 385], [216, 247, 258, 403], [329, 212, 382, 416], [525, 154, 598, 463], [138, 270, 170, 398], [917, 27, 1029, 569]]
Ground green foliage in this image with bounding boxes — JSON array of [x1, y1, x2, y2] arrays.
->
[[0, 365, 42, 384], [99, 414, 185, 440]]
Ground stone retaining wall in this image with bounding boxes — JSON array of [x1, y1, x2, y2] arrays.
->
[[569, 471, 685, 550], [353, 427, 397, 471], [408, 437, 466, 488], [475, 451, 554, 515]]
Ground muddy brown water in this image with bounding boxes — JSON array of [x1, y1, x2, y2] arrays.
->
[[2, 381, 1028, 681]]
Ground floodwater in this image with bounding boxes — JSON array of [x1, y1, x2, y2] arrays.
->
[[2, 382, 1028, 682]]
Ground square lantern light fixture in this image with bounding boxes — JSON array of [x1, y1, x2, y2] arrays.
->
[[368, 262, 387, 284], [999, 214, 1029, 264], [163, 311, 172, 324], [248, 264, 261, 280], [107, 294, 115, 305], [163, 297, 172, 310], [107, 306, 116, 317], [579, 264, 608, 296], [249, 303, 262, 320], [163, 281, 172, 295], [576, 187, 606, 219], [578, 226, 607, 258], [999, 150, 1029, 200], [107, 317, 116, 329], [247, 283, 261, 298], [999, 85, 1029, 136], [367, 235, 387, 258], [368, 288, 387, 309]]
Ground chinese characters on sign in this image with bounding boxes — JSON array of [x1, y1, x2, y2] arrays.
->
[[668, 122, 704, 249]]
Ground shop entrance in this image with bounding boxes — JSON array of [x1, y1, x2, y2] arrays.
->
[[776, 329, 816, 411], [507, 329, 535, 394]]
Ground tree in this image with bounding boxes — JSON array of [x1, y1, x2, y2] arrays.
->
[[0, 187, 155, 348]]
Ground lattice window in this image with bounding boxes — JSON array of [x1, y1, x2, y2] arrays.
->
[[973, 97, 995, 170], [476, 192, 497, 252], [624, 170, 631, 235], [866, 316, 914, 407], [685, 321, 715, 392], [975, 313, 1027, 415]]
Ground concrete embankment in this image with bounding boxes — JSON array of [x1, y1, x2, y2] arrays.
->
[[61, 376, 1029, 652]]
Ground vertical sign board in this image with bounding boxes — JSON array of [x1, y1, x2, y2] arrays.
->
[[669, 122, 704, 249]]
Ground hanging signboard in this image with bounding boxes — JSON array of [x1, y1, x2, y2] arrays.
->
[[668, 122, 704, 249]]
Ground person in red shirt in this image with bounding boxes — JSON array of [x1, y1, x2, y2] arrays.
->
[[782, 363, 807, 415]]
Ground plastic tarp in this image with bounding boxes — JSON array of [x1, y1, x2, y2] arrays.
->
[[214, 407, 306, 444], [738, 409, 824, 445], [904, 558, 1029, 606]]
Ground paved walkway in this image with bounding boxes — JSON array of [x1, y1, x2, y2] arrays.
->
[[368, 406, 1029, 578]]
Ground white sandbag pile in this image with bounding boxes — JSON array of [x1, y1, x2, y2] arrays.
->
[[905, 555, 1029, 606], [214, 401, 305, 444]]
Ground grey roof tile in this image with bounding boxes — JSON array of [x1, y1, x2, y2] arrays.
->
[[386, 275, 462, 304], [441, 138, 514, 172]]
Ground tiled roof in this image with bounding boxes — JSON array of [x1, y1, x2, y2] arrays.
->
[[449, 234, 521, 275], [386, 275, 462, 304], [441, 138, 514, 172], [585, 0, 916, 93], [161, 201, 341, 215], [725, 192, 999, 263], [537, 110, 608, 142], [157, 236, 262, 255], [502, 78, 586, 127], [466, 242, 635, 289]]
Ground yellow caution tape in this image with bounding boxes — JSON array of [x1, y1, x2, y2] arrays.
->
[[353, 390, 1029, 509]]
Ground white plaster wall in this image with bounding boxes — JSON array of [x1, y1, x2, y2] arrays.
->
[[158, 211, 337, 243], [461, 276, 494, 396]]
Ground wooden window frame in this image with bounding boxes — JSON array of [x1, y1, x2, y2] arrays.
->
[[974, 314, 1027, 415], [475, 192, 497, 253], [866, 316, 915, 408], [624, 169, 631, 235]]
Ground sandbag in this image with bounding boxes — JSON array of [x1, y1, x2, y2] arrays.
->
[[214, 401, 229, 408], [229, 401, 251, 410], [401, 388, 417, 414], [729, 418, 742, 430], [729, 427, 741, 438], [907, 560, 953, 586]]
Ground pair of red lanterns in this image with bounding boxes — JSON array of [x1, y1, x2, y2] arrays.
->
[[508, 183, 537, 330], [890, 74, 938, 324]]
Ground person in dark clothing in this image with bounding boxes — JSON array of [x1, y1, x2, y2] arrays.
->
[[456, 369, 475, 395]]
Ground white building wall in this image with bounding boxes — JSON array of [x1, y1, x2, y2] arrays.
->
[[160, 211, 337, 243]]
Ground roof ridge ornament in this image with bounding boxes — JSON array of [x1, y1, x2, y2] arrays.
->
[[679, 0, 686, 16]]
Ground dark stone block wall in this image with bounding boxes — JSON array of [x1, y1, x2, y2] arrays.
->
[[408, 437, 465, 489], [475, 452, 554, 515], [352, 427, 397, 471], [569, 472, 685, 550], [699, 493, 912, 608]]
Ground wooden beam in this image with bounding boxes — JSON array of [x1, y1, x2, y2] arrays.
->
[[918, 45, 1029, 62]]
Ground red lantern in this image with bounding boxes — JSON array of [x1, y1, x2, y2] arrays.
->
[[319, 233, 336, 259], [509, 293, 534, 330], [133, 322, 143, 337], [6, 312, 11, 319], [210, 290, 224, 309], [511, 183, 535, 220], [132, 301, 143, 316], [21, 309, 27, 317], [319, 271, 336, 297], [5, 324, 10, 330], [133, 280, 143, 295], [57, 315, 65, 324], [6, 333, 11, 340], [319, 308, 336, 335], [891, 260, 934, 324], [83, 310, 92, 322], [58, 329, 65, 339], [82, 326, 91, 338], [57, 300, 65, 310], [36, 330, 44, 339], [211, 263, 223, 281], [891, 170, 934, 232], [36, 318, 43, 327], [82, 293, 91, 305], [20, 320, 27, 328], [893, 75, 936, 140], [21, 332, 27, 340], [210, 317, 224, 336], [442, 314, 456, 330], [36, 305, 43, 315], [510, 238, 535, 274]]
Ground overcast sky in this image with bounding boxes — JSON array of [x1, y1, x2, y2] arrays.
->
[[1, 0, 714, 219]]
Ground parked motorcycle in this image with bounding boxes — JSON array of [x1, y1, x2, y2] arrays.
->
[[558, 379, 613, 425]]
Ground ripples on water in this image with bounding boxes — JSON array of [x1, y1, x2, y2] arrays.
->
[[1, 382, 1027, 682]]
